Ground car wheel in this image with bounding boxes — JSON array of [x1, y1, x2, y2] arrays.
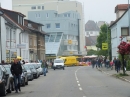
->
[[0, 84, 6, 96], [25, 79, 28, 85], [22, 79, 25, 86], [63, 67, 65, 70], [54, 68, 55, 70]]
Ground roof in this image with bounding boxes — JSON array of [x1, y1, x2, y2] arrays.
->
[[115, 4, 129, 13], [25, 26, 47, 35], [85, 20, 100, 31], [85, 36, 97, 46], [0, 7, 26, 17], [109, 8, 128, 28], [24, 19, 44, 26]]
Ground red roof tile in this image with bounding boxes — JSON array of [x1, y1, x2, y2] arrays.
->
[[115, 4, 129, 13]]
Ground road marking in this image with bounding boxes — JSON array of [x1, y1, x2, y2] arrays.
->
[[83, 96, 86, 97], [78, 84, 80, 86], [77, 81, 79, 83], [79, 87, 82, 90]]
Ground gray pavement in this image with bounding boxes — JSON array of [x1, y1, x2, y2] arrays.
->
[[5, 66, 130, 97]]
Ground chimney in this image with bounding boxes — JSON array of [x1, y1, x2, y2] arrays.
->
[[115, 4, 129, 19]]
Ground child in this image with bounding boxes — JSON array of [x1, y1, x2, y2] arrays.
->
[[110, 60, 114, 70]]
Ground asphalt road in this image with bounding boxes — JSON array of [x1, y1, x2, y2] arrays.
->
[[5, 66, 130, 97]]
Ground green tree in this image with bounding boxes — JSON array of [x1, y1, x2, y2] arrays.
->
[[96, 24, 111, 59], [87, 49, 98, 55]]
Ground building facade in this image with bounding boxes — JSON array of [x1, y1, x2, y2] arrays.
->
[[85, 20, 100, 51], [12, 0, 86, 55], [28, 10, 79, 58], [110, 4, 129, 59]]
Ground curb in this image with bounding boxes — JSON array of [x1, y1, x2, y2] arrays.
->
[[97, 68, 130, 83]]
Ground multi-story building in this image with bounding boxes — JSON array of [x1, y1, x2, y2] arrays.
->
[[28, 10, 79, 59], [85, 20, 100, 51], [12, 0, 86, 55]]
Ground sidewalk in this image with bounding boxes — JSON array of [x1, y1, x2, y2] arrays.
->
[[97, 66, 130, 83]]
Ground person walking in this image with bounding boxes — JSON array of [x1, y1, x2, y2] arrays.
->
[[91, 58, 95, 68], [113, 57, 117, 71], [10, 59, 22, 93], [41, 60, 47, 76], [115, 58, 121, 73]]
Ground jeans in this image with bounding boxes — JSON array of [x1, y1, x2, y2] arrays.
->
[[43, 68, 47, 76], [14, 75, 21, 91]]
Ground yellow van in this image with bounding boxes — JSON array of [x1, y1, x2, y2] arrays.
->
[[60, 56, 79, 66]]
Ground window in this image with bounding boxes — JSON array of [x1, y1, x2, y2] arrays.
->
[[31, 6, 36, 9], [90, 32, 93, 34], [30, 38, 33, 46], [38, 6, 41, 9], [64, 14, 67, 17], [46, 24, 51, 29], [45, 36, 49, 42], [49, 34, 56, 42], [55, 33, 62, 42], [42, 6, 44, 10], [68, 13, 70, 17], [121, 27, 129, 36], [28, 23, 32, 27], [55, 23, 60, 28], [34, 39, 37, 46], [71, 24, 73, 28], [46, 13, 49, 18], [54, 13, 57, 17]]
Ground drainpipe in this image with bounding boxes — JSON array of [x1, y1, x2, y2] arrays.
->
[[9, 28, 12, 63], [19, 32, 22, 57]]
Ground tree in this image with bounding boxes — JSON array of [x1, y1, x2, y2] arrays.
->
[[96, 24, 111, 59], [87, 49, 98, 55], [118, 39, 130, 74]]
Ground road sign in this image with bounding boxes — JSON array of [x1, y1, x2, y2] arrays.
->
[[17, 44, 26, 49], [102, 43, 108, 50]]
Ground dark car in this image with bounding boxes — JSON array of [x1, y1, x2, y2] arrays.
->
[[23, 65, 33, 81], [0, 65, 10, 96], [25, 63, 38, 79], [21, 65, 28, 86]]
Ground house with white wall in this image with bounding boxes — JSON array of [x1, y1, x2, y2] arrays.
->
[[109, 4, 129, 59], [0, 7, 30, 63]]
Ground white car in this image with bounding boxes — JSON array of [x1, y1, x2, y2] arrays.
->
[[37, 63, 43, 75], [53, 59, 65, 70]]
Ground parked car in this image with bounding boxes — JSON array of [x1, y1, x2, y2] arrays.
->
[[0, 65, 10, 96], [25, 63, 38, 79], [23, 65, 33, 81], [21, 65, 28, 86], [2, 65, 14, 92], [53, 59, 65, 70], [37, 63, 43, 75], [32, 63, 40, 77]]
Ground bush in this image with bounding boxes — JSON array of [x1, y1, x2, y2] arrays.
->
[[127, 60, 130, 71]]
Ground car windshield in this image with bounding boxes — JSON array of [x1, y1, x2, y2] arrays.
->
[[5, 67, 11, 74], [34, 64, 38, 68], [28, 65, 35, 69], [24, 65, 30, 70], [54, 60, 64, 63]]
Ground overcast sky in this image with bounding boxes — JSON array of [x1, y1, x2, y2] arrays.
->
[[0, 0, 129, 23]]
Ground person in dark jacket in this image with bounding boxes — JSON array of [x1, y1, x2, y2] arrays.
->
[[91, 58, 95, 68], [41, 60, 47, 76], [115, 58, 121, 73], [10, 59, 22, 93]]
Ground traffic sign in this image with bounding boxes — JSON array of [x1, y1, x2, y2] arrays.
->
[[102, 43, 108, 50]]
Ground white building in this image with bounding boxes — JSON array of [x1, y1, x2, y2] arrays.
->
[[0, 8, 29, 63], [109, 4, 129, 59], [12, 0, 86, 55]]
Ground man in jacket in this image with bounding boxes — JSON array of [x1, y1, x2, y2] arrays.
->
[[41, 60, 47, 76], [115, 58, 121, 73], [10, 59, 22, 93]]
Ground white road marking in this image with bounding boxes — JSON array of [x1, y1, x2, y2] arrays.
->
[[77, 81, 79, 83], [78, 84, 80, 86], [83, 96, 86, 97], [79, 87, 82, 90]]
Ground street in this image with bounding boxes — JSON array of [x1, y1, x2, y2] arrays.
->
[[6, 66, 130, 97]]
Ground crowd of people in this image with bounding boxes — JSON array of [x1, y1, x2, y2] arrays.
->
[[91, 56, 127, 73]]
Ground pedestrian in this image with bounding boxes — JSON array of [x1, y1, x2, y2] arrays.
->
[[110, 60, 114, 70], [1, 60, 5, 64], [113, 57, 117, 71], [41, 60, 47, 76], [91, 58, 95, 68], [106, 57, 110, 69], [115, 58, 121, 73], [10, 59, 22, 93]]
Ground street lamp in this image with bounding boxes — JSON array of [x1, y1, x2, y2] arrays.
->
[[0, 10, 4, 62]]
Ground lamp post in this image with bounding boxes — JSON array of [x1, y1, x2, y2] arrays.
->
[[0, 10, 4, 62]]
